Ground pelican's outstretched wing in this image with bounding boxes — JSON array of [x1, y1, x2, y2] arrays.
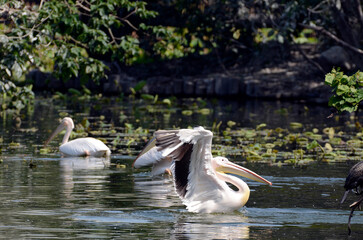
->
[[133, 127, 212, 179], [132, 134, 179, 176], [134, 127, 222, 207], [133, 129, 194, 176]]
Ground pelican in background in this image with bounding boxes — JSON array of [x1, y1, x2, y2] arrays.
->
[[341, 161, 363, 235], [45, 117, 111, 157], [133, 126, 272, 213]]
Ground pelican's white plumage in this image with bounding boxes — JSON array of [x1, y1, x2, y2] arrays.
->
[[45, 117, 111, 157], [133, 126, 272, 213]]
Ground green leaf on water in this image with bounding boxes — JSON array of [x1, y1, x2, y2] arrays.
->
[[227, 121, 236, 128], [182, 110, 193, 116], [290, 122, 303, 129], [133, 81, 147, 92], [141, 94, 154, 101], [256, 123, 267, 130], [306, 140, 320, 150], [162, 98, 172, 106]]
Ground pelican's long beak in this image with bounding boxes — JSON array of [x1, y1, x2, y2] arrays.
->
[[44, 122, 66, 146], [341, 190, 350, 204], [217, 161, 272, 186]]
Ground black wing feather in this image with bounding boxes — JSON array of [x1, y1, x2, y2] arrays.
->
[[154, 130, 194, 197], [174, 143, 193, 197]]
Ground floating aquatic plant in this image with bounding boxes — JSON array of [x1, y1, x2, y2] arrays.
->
[[290, 122, 303, 129], [3, 94, 363, 167], [181, 110, 193, 116], [39, 148, 49, 155]]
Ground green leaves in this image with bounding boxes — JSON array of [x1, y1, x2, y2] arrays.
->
[[336, 84, 349, 96], [0, 0, 167, 112], [325, 68, 363, 113]]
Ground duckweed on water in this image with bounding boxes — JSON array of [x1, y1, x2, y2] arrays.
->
[[290, 122, 303, 129], [23, 115, 363, 166], [182, 110, 193, 116], [198, 108, 211, 115], [39, 148, 49, 155], [4, 96, 363, 168]]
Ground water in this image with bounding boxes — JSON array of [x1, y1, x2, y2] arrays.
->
[[0, 155, 361, 239], [1, 97, 363, 239]]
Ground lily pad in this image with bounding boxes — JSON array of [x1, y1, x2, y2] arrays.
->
[[290, 122, 303, 129], [329, 137, 342, 145], [310, 134, 323, 140], [297, 158, 314, 165], [227, 121, 236, 128], [246, 154, 263, 161], [265, 143, 275, 149], [296, 137, 308, 145], [256, 123, 267, 130], [199, 108, 211, 115], [347, 139, 363, 147], [162, 99, 172, 106], [39, 148, 49, 154], [324, 143, 333, 153], [182, 110, 193, 116]]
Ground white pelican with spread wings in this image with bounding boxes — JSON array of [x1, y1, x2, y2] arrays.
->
[[133, 127, 272, 213]]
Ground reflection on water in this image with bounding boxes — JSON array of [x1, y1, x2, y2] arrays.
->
[[134, 174, 251, 239], [172, 212, 250, 239], [133, 174, 180, 208], [0, 155, 362, 239], [60, 156, 110, 208], [60, 156, 111, 170]]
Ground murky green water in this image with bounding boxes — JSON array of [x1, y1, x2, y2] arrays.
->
[[1, 97, 363, 239]]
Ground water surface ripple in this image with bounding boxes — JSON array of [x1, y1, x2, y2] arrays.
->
[[1, 98, 363, 239]]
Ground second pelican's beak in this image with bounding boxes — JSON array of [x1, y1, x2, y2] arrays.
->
[[341, 190, 350, 204], [44, 122, 66, 147], [216, 161, 272, 186], [132, 137, 157, 167]]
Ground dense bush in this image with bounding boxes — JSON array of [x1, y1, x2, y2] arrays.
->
[[0, 0, 188, 111], [1, 0, 362, 112], [325, 68, 363, 113]]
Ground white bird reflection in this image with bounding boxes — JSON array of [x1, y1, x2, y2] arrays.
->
[[133, 173, 250, 239], [59, 156, 110, 170], [172, 213, 250, 239], [133, 174, 181, 208], [60, 156, 110, 205]]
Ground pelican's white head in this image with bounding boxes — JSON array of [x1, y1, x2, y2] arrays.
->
[[61, 117, 75, 129], [45, 117, 75, 146]]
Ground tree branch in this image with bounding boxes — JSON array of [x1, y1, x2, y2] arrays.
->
[[108, 27, 116, 44], [307, 0, 329, 14], [76, 1, 91, 12], [39, 0, 44, 10], [355, 0, 363, 30], [299, 23, 363, 55], [68, 35, 88, 49], [122, 8, 137, 20], [8, 15, 50, 40], [115, 15, 139, 31], [296, 45, 326, 74]]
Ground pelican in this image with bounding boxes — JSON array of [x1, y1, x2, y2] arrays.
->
[[44, 117, 111, 157], [133, 126, 272, 213], [341, 161, 363, 235]]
